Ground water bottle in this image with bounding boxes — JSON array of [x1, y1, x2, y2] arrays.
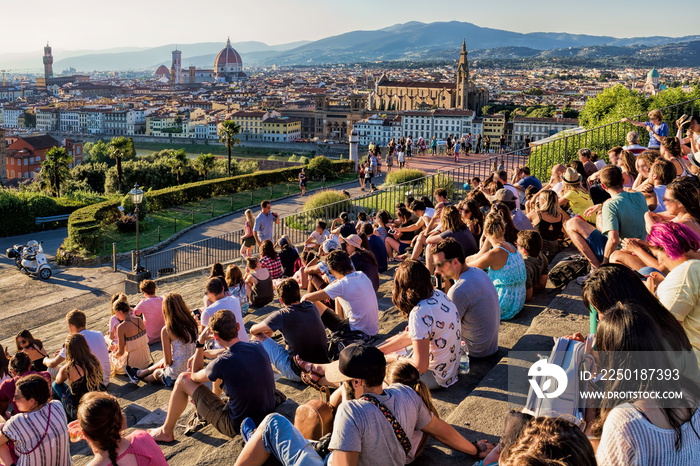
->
[[459, 341, 470, 375]]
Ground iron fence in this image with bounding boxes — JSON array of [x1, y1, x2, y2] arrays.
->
[[139, 96, 700, 277], [139, 152, 526, 276], [528, 97, 700, 180]]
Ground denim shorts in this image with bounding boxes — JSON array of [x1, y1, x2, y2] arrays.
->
[[585, 229, 608, 262]]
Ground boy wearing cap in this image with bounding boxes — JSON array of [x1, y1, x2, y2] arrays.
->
[[234, 344, 492, 466], [492, 189, 533, 231]]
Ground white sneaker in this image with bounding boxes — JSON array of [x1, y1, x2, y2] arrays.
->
[[576, 273, 590, 285]]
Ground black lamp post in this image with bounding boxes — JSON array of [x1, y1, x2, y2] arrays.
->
[[129, 183, 144, 272]]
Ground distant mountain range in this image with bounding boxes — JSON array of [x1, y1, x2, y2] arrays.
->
[[2, 21, 699, 72]]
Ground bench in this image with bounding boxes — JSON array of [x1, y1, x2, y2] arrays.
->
[[35, 214, 71, 225]]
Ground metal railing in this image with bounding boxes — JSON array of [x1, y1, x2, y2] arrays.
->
[[140, 151, 527, 276], [141, 96, 700, 277], [528, 97, 700, 180]]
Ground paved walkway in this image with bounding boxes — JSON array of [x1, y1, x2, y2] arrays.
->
[[0, 151, 502, 265]]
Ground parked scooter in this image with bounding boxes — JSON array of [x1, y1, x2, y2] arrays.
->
[[5, 240, 52, 279]]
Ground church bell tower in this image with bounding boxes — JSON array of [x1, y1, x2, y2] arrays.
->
[[455, 40, 470, 110]]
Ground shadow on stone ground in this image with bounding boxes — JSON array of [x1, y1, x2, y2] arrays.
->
[[1, 249, 589, 465]]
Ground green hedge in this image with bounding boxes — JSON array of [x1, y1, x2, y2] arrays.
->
[[0, 190, 90, 237], [384, 169, 427, 186], [66, 160, 355, 254]]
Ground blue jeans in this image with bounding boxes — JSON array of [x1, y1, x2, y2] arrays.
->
[[261, 337, 302, 382], [260, 413, 325, 466]]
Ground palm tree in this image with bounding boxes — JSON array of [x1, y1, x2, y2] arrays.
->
[[166, 149, 189, 185], [218, 120, 241, 176], [108, 136, 133, 193], [41, 147, 72, 197], [192, 153, 216, 180]]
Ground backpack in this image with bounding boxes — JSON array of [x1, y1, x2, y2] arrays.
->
[[294, 386, 334, 440], [548, 254, 590, 290], [523, 337, 595, 428], [327, 328, 373, 361]]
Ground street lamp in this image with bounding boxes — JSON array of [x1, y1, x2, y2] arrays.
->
[[129, 183, 144, 272]]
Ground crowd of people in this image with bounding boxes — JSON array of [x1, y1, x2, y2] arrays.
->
[[1, 111, 699, 465]]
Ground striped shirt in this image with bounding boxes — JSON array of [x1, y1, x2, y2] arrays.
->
[[260, 256, 283, 279], [1, 400, 71, 466]]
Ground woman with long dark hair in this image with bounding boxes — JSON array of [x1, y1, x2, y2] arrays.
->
[[77, 392, 167, 465], [15, 330, 48, 372], [53, 334, 105, 420], [582, 263, 695, 349], [378, 260, 461, 389], [459, 198, 484, 240], [0, 346, 9, 385], [259, 239, 283, 280], [128, 293, 198, 386], [467, 212, 526, 320], [593, 302, 700, 464]]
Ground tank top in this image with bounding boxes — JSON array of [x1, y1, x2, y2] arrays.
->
[[252, 272, 274, 306], [535, 213, 563, 241]]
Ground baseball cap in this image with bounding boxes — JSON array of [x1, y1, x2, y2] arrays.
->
[[321, 237, 341, 254], [341, 234, 363, 250], [278, 236, 289, 247], [493, 188, 517, 203], [324, 344, 386, 383]]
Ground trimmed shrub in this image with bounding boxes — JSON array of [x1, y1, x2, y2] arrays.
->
[[288, 154, 299, 163], [287, 189, 351, 232], [302, 190, 349, 213], [298, 156, 310, 165], [306, 156, 335, 180], [65, 160, 354, 254], [121, 193, 149, 220], [384, 169, 427, 187], [0, 189, 90, 237]]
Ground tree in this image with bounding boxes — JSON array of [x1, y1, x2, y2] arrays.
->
[[192, 153, 217, 180], [108, 136, 134, 193], [41, 147, 72, 197], [218, 120, 241, 176], [481, 105, 494, 116], [84, 140, 112, 164], [578, 85, 647, 128], [166, 149, 189, 185]]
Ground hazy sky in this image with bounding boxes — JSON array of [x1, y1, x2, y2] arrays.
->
[[1, 0, 694, 54]]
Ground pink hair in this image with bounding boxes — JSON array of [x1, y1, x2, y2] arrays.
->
[[647, 222, 700, 260]]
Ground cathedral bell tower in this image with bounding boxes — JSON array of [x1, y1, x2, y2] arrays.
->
[[455, 39, 470, 110]]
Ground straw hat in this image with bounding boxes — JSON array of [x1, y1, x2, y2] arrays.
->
[[562, 167, 582, 184]]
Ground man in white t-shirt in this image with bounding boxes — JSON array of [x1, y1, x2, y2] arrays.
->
[[44, 309, 111, 386], [302, 250, 379, 337], [304, 221, 330, 251], [201, 277, 246, 343]]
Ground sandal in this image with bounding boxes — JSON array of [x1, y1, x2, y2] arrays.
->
[[300, 370, 324, 391], [294, 355, 314, 373]]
